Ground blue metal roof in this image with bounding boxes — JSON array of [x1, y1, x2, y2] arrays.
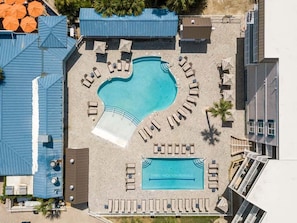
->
[[79, 8, 178, 37], [0, 16, 76, 183], [39, 16, 68, 48], [33, 74, 63, 198]]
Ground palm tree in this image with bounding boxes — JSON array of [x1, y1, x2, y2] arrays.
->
[[207, 99, 233, 122], [35, 198, 55, 217], [166, 0, 196, 14], [94, 0, 145, 17], [0, 67, 5, 82]]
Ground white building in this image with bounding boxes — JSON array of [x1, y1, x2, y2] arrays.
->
[[229, 0, 297, 222]]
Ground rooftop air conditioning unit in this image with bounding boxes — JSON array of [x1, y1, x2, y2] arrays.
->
[[5, 186, 14, 195], [38, 134, 51, 143], [19, 184, 27, 195]]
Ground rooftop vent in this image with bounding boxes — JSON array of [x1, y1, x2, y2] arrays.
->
[[69, 196, 74, 201], [69, 158, 75, 164], [191, 19, 195, 24], [38, 134, 51, 143], [50, 160, 57, 168], [69, 185, 74, 190], [51, 177, 58, 185]]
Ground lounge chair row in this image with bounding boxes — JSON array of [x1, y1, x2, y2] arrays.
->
[[107, 59, 131, 73], [179, 56, 195, 78], [87, 101, 98, 116], [81, 67, 102, 88], [107, 198, 210, 214], [208, 160, 219, 192], [126, 163, 136, 191], [139, 119, 161, 142], [153, 143, 195, 155], [167, 103, 194, 129]]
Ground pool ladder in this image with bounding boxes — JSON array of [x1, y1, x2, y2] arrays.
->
[[142, 158, 152, 168], [193, 159, 204, 168], [160, 63, 170, 73]]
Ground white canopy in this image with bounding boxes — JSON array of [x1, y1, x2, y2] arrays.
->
[[119, 39, 132, 53], [221, 57, 233, 70], [222, 90, 234, 102], [222, 73, 233, 85], [94, 41, 107, 54]]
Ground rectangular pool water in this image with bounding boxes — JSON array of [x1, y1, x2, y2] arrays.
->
[[142, 158, 204, 190]]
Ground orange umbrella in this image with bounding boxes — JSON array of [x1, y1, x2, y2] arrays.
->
[[15, 0, 25, 3], [10, 4, 27, 19], [5, 0, 15, 4], [27, 1, 44, 17], [3, 16, 19, 31], [20, 16, 37, 33], [0, 4, 12, 18]]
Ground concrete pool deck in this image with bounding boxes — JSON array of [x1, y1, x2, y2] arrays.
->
[[67, 15, 246, 216]]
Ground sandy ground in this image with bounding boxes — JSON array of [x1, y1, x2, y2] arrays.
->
[[203, 0, 254, 15]]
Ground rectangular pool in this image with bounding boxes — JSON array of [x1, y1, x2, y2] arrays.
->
[[142, 158, 204, 190]]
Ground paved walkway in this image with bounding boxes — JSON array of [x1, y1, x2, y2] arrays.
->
[[66, 15, 246, 216]]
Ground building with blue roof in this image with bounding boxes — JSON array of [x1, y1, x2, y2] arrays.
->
[[0, 16, 76, 198], [79, 8, 178, 38]]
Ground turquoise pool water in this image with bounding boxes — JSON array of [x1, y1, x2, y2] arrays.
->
[[142, 158, 204, 190], [97, 56, 177, 123]]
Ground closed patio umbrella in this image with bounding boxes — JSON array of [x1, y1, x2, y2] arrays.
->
[[222, 90, 234, 102], [221, 57, 233, 71], [0, 4, 12, 18], [216, 197, 229, 213], [20, 16, 37, 33], [119, 39, 132, 53], [222, 73, 233, 85], [10, 3, 27, 19], [93, 41, 107, 54], [28, 1, 44, 17], [2, 16, 19, 31]]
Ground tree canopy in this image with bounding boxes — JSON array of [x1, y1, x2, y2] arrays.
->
[[207, 99, 233, 122], [94, 0, 145, 17]]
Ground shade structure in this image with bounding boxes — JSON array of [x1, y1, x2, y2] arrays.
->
[[5, 0, 15, 5], [119, 39, 132, 53], [222, 73, 233, 85], [225, 109, 235, 122], [0, 4, 12, 18], [2, 16, 19, 31], [216, 197, 229, 213], [28, 1, 44, 17], [221, 57, 233, 71], [93, 41, 107, 54], [222, 90, 234, 102], [10, 3, 27, 19], [21, 16, 37, 33]]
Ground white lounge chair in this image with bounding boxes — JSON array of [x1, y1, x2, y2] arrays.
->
[[107, 61, 114, 73], [127, 200, 131, 213], [186, 96, 196, 105], [126, 178, 135, 183], [171, 199, 176, 212], [163, 199, 168, 213], [205, 198, 210, 212], [126, 168, 135, 174], [185, 199, 190, 212], [93, 67, 101, 78], [84, 74, 94, 83], [185, 69, 195, 78], [192, 198, 197, 212], [175, 143, 180, 154], [208, 163, 219, 169], [144, 126, 153, 138], [183, 102, 192, 112], [88, 101, 98, 107], [208, 182, 219, 190], [108, 199, 113, 213], [141, 200, 146, 213], [117, 60, 122, 71], [179, 56, 187, 67], [208, 168, 218, 174], [87, 109, 97, 116], [189, 89, 199, 97], [126, 163, 136, 168], [177, 108, 188, 119], [153, 143, 159, 154], [152, 119, 161, 131], [149, 199, 154, 213], [167, 116, 174, 129], [190, 144, 195, 154], [178, 199, 184, 212], [81, 79, 91, 88], [182, 63, 191, 72], [155, 199, 160, 213], [114, 199, 119, 213], [126, 183, 135, 191], [125, 59, 130, 71], [172, 113, 180, 125], [167, 144, 172, 154], [120, 199, 125, 213], [138, 129, 148, 142], [198, 198, 204, 212], [160, 143, 165, 154], [132, 200, 137, 213], [181, 144, 186, 154], [208, 175, 218, 181], [189, 82, 199, 89]]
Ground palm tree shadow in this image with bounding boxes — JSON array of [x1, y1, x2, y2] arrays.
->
[[201, 111, 221, 145]]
